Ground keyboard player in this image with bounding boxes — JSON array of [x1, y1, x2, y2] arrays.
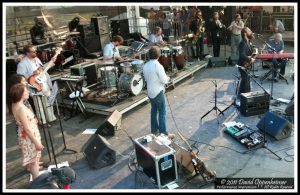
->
[[267, 33, 287, 82]]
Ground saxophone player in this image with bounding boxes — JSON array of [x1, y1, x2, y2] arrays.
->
[[209, 12, 225, 57], [190, 10, 205, 60]]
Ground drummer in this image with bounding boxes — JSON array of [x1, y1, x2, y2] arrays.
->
[[149, 26, 167, 47], [103, 35, 126, 63]]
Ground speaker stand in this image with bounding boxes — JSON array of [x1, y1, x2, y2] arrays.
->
[[247, 117, 282, 160]]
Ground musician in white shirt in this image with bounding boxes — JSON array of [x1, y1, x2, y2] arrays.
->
[[149, 26, 166, 46], [103, 35, 125, 63], [17, 45, 57, 125], [143, 46, 174, 139]]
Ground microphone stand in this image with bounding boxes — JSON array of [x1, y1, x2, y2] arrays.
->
[[236, 66, 281, 160], [200, 80, 225, 124]]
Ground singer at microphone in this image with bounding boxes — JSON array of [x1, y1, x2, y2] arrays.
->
[[237, 27, 254, 98]]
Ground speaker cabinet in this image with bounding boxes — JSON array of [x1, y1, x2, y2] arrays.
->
[[257, 111, 292, 140], [99, 33, 111, 52], [208, 57, 227, 67], [110, 19, 130, 39], [285, 99, 294, 116], [96, 110, 122, 136], [77, 24, 101, 53], [70, 62, 97, 87], [91, 16, 109, 35], [82, 134, 116, 169]]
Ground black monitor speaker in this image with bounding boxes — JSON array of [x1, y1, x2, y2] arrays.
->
[[82, 134, 116, 169]]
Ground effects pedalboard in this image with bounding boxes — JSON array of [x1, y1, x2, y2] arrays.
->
[[224, 126, 264, 149]]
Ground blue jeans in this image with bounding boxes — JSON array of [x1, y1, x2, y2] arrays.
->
[[149, 91, 167, 135]]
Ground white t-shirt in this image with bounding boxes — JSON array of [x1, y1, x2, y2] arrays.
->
[[17, 56, 52, 95], [143, 59, 169, 99], [149, 34, 163, 45], [103, 42, 120, 62]]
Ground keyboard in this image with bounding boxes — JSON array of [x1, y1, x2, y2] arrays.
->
[[61, 75, 84, 82], [257, 53, 294, 59]]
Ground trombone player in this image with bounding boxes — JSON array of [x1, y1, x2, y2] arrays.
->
[[190, 10, 205, 60]]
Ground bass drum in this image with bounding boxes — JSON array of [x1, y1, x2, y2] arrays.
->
[[118, 73, 144, 96]]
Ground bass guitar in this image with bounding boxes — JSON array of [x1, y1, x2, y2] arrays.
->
[[28, 47, 62, 95]]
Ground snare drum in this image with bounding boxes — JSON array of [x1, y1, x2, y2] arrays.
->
[[119, 62, 133, 73], [131, 60, 144, 73], [100, 66, 118, 88], [118, 73, 144, 96], [158, 47, 171, 71], [172, 46, 185, 70]]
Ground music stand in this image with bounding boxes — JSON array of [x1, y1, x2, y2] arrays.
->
[[238, 66, 281, 160], [200, 80, 225, 123]]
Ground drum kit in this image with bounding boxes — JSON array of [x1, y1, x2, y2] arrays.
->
[[97, 59, 145, 97]]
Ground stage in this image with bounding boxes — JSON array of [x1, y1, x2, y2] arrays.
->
[[5, 44, 295, 190]]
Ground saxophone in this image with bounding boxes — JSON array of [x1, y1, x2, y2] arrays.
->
[[192, 19, 205, 44]]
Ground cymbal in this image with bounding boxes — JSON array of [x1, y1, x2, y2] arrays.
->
[[95, 60, 115, 66]]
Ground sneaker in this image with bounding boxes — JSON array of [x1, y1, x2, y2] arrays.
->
[[167, 133, 175, 140]]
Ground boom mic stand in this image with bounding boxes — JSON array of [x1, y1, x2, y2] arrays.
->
[[236, 65, 281, 160], [200, 80, 225, 123]]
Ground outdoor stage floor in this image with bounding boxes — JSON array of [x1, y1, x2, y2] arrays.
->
[[5, 44, 295, 190]]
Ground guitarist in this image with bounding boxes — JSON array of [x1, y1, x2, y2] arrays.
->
[[237, 27, 255, 98], [17, 45, 59, 126]]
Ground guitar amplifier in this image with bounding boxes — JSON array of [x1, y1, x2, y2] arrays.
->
[[240, 91, 270, 116], [70, 62, 97, 87], [134, 135, 178, 189]]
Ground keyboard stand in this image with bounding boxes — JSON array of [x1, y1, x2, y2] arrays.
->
[[63, 78, 87, 120]]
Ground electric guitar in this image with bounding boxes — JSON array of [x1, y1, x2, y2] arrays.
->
[[243, 48, 258, 70], [28, 47, 62, 95], [177, 132, 215, 181]]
